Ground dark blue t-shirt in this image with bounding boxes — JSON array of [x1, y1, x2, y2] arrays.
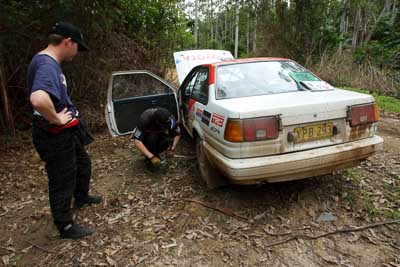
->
[[27, 54, 78, 118]]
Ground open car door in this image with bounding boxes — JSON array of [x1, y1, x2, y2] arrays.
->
[[106, 70, 179, 136]]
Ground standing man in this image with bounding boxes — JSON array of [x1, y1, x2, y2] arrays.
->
[[131, 107, 181, 169], [28, 22, 102, 239]]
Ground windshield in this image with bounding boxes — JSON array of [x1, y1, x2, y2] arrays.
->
[[215, 60, 319, 99]]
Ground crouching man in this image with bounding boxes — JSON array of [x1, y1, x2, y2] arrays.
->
[[131, 107, 181, 168]]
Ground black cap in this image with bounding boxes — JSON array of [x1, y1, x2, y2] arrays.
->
[[51, 22, 89, 51], [155, 108, 172, 128]]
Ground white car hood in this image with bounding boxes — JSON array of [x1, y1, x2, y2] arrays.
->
[[216, 88, 374, 125]]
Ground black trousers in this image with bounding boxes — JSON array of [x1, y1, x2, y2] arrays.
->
[[32, 126, 91, 230], [142, 132, 172, 156]]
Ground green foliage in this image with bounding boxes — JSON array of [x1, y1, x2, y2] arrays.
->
[[353, 41, 393, 66], [349, 2, 400, 68], [319, 22, 340, 50], [353, 12, 400, 69], [353, 13, 400, 69], [0, 0, 192, 131], [207, 39, 224, 50]]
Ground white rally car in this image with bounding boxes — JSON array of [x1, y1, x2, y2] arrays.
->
[[106, 50, 383, 188]]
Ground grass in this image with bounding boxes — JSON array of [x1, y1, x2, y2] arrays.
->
[[369, 209, 400, 219], [344, 168, 400, 220], [340, 86, 400, 114], [341, 169, 366, 207]]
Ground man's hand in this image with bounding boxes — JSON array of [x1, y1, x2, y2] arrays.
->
[[56, 108, 72, 125], [150, 156, 161, 167], [166, 148, 174, 158], [30, 90, 72, 125]]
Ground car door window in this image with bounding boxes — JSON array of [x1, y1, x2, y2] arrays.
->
[[182, 71, 199, 100], [112, 73, 172, 100], [191, 68, 209, 105], [179, 70, 200, 126]]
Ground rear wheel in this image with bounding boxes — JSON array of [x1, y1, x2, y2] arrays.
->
[[195, 137, 227, 189]]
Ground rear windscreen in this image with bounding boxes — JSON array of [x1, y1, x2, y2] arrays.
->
[[215, 61, 319, 99]]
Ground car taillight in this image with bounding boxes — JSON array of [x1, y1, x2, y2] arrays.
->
[[224, 116, 279, 142], [224, 119, 243, 142], [348, 103, 379, 127]]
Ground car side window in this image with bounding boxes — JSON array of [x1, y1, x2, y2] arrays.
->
[[112, 73, 172, 100], [180, 70, 199, 105], [191, 68, 209, 105], [185, 72, 199, 97]]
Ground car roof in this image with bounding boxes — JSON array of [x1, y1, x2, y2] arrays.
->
[[205, 57, 290, 67]]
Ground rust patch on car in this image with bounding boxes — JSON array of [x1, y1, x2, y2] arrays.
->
[[350, 124, 369, 139]]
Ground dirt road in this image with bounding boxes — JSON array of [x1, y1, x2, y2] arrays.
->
[[0, 115, 399, 266]]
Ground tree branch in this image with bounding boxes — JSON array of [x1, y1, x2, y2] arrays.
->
[[182, 198, 250, 222], [25, 240, 55, 254], [265, 219, 400, 248]]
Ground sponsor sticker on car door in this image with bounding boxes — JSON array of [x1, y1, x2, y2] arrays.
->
[[201, 110, 212, 126], [211, 113, 225, 127]]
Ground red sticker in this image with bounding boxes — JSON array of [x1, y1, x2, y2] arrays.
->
[[211, 113, 225, 127], [188, 98, 196, 111]]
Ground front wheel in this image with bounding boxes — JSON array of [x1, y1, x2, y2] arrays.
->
[[195, 137, 227, 189]]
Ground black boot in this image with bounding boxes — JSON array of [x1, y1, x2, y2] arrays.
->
[[59, 223, 93, 239], [75, 195, 103, 208]]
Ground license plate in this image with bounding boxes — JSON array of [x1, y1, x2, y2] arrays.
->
[[294, 122, 333, 143]]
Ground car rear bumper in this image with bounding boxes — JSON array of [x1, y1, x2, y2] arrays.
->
[[203, 135, 384, 184]]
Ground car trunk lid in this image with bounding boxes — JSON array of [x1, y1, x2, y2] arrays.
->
[[218, 89, 373, 124]]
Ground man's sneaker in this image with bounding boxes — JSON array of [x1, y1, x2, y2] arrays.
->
[[75, 195, 103, 208], [59, 224, 93, 239]]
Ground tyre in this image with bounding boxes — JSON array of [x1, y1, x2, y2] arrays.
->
[[195, 137, 228, 189]]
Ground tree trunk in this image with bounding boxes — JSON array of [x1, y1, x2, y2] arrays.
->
[[224, 1, 227, 44], [215, 10, 219, 43], [352, 6, 361, 48], [209, 0, 213, 41], [234, 2, 239, 58], [253, 5, 257, 54], [391, 0, 397, 24], [0, 67, 15, 135], [231, 8, 234, 44], [338, 0, 348, 56], [246, 12, 250, 54], [194, 0, 199, 48], [364, 0, 391, 43]]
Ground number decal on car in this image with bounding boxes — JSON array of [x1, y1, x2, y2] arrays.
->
[[210, 126, 221, 134]]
